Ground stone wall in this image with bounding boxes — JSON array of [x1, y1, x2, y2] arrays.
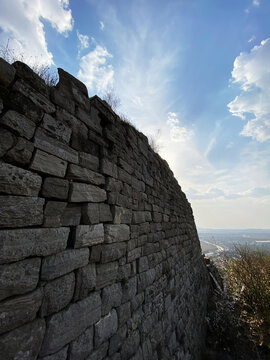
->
[[0, 58, 209, 360]]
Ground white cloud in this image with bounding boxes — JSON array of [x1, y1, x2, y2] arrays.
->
[[166, 112, 193, 142], [228, 38, 270, 142], [77, 30, 89, 50], [77, 45, 114, 94], [248, 35, 256, 43], [0, 0, 73, 66], [100, 21, 105, 31], [253, 0, 260, 6]]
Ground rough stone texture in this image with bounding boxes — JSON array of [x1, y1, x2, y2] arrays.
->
[[0, 196, 44, 228], [41, 248, 89, 280], [70, 182, 107, 202], [74, 263, 96, 301], [0, 60, 209, 360], [0, 319, 45, 360], [30, 149, 67, 177], [1, 110, 36, 139], [42, 177, 69, 199], [40, 272, 75, 316], [0, 289, 42, 334], [95, 309, 118, 347], [0, 162, 42, 196], [40, 292, 101, 356], [0, 227, 69, 264], [69, 326, 93, 360], [73, 224, 104, 248], [0, 258, 41, 301]]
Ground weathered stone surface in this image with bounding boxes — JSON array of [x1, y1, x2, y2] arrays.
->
[[117, 302, 131, 327], [41, 113, 72, 143], [61, 204, 81, 226], [99, 203, 112, 222], [96, 262, 118, 289], [76, 106, 102, 134], [0, 319, 45, 360], [12, 61, 48, 97], [34, 128, 79, 164], [70, 182, 107, 202], [74, 224, 104, 248], [0, 58, 15, 86], [67, 163, 105, 185], [101, 158, 118, 178], [0, 289, 42, 334], [0, 258, 41, 301], [79, 151, 99, 171], [95, 310, 118, 347], [138, 268, 156, 292], [101, 242, 126, 263], [41, 248, 89, 280], [82, 203, 99, 224], [0, 196, 44, 228], [42, 177, 69, 199], [74, 263, 96, 301], [0, 128, 16, 157], [121, 330, 140, 360], [43, 201, 67, 227], [138, 256, 149, 273], [30, 149, 67, 177], [0, 227, 69, 264], [86, 341, 108, 360], [51, 87, 75, 114], [109, 325, 127, 356], [0, 162, 42, 196], [1, 110, 36, 139], [104, 224, 130, 243], [13, 79, 55, 113], [40, 272, 75, 316], [112, 206, 132, 224], [132, 211, 146, 224], [58, 68, 88, 97], [40, 292, 101, 356], [122, 276, 137, 304], [127, 247, 141, 263], [69, 326, 93, 360], [5, 136, 34, 165], [40, 346, 68, 360], [101, 282, 122, 316]]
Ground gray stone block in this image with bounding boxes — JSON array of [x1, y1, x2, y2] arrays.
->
[[121, 276, 137, 304], [42, 177, 69, 199], [96, 262, 118, 289], [69, 326, 93, 360], [100, 158, 118, 178], [1, 110, 36, 139], [74, 263, 96, 301], [127, 247, 141, 263], [95, 309, 118, 347], [30, 149, 67, 177], [51, 87, 75, 114], [101, 242, 126, 263], [132, 211, 146, 224], [86, 341, 108, 360], [117, 302, 131, 326], [67, 163, 105, 185], [74, 224, 104, 248], [0, 162, 42, 196], [40, 272, 75, 316], [121, 330, 140, 360], [0, 128, 16, 157], [0, 319, 45, 360], [102, 282, 122, 316], [13, 79, 55, 113], [41, 248, 89, 280], [0, 195, 44, 228], [82, 203, 100, 224], [0, 227, 69, 264], [41, 113, 72, 144], [138, 256, 149, 273], [40, 346, 68, 360], [61, 204, 81, 226], [43, 201, 67, 227], [0, 289, 42, 334], [70, 182, 107, 202], [76, 106, 102, 134], [79, 151, 99, 171], [40, 292, 101, 356], [0, 58, 16, 86], [138, 268, 156, 292], [112, 206, 132, 224], [99, 203, 113, 222], [0, 257, 41, 301], [108, 325, 127, 356], [34, 128, 79, 164], [104, 224, 130, 243], [5, 137, 34, 165]]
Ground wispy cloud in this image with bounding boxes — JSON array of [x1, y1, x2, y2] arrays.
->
[[0, 0, 73, 66], [248, 35, 256, 43], [76, 30, 89, 57], [228, 38, 270, 142], [166, 112, 193, 142], [253, 0, 260, 7], [100, 21, 104, 31], [77, 44, 114, 94]]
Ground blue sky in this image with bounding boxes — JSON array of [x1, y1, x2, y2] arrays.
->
[[0, 0, 270, 229]]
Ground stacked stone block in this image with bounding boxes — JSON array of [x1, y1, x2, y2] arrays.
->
[[0, 58, 209, 360]]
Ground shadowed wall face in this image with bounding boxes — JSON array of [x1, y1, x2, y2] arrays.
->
[[0, 59, 209, 360]]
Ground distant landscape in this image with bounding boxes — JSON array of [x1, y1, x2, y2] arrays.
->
[[198, 228, 270, 259]]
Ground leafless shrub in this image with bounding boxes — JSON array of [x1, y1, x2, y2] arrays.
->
[[148, 128, 162, 153], [103, 90, 121, 112]]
